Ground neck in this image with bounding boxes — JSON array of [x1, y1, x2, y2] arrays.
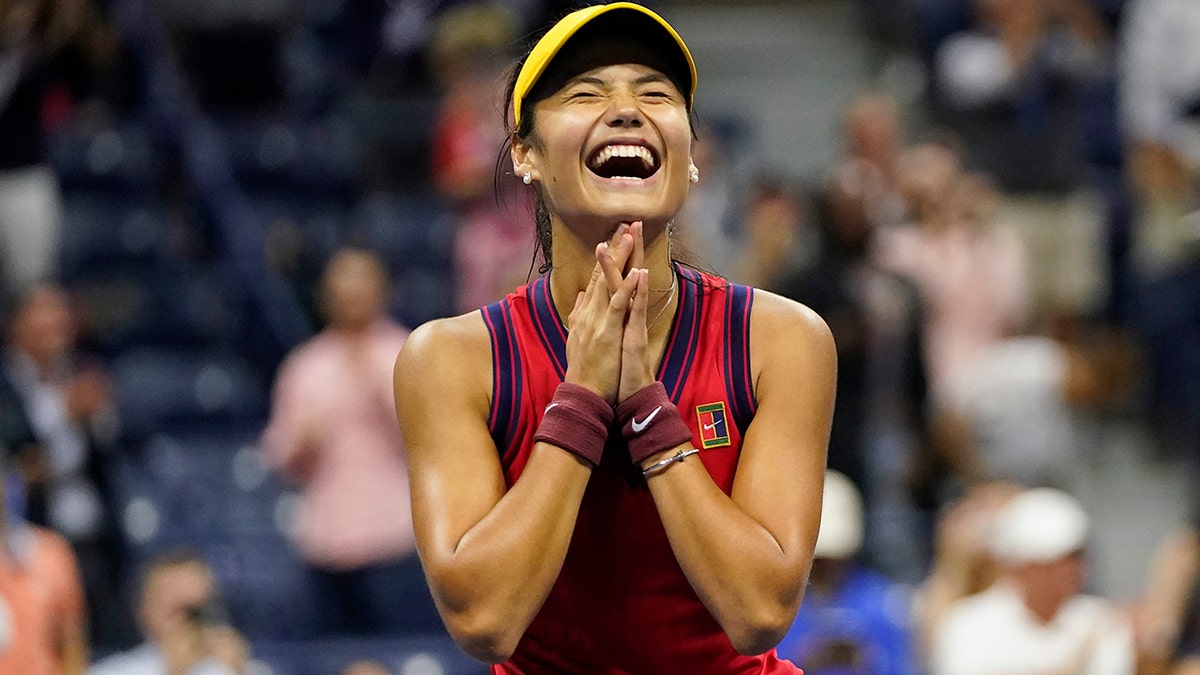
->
[[1015, 580, 1068, 625], [548, 221, 679, 339]]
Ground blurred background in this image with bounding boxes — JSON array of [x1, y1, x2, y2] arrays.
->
[[0, 0, 1198, 673]]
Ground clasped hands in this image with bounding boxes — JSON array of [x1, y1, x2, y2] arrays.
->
[[564, 221, 658, 406]]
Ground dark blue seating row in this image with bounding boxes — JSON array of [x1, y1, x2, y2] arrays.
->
[[251, 635, 486, 675]]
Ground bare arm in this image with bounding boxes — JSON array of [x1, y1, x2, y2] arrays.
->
[[53, 534, 89, 675], [636, 291, 835, 654], [1173, 661, 1200, 675], [395, 317, 590, 662], [395, 239, 640, 663], [60, 619, 88, 675]]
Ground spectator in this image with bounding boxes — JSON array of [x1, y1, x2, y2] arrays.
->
[[776, 470, 918, 675], [912, 481, 1020, 664], [0, 0, 121, 298], [877, 143, 1031, 401], [927, 487, 1135, 675], [934, 324, 1135, 488], [1117, 0, 1200, 463], [931, 0, 1111, 323], [0, 459, 88, 675], [426, 2, 533, 313], [1118, 0, 1200, 278], [727, 173, 815, 290], [841, 93, 908, 229], [2, 281, 124, 649], [672, 119, 742, 275], [86, 548, 264, 675], [774, 157, 931, 580], [261, 247, 437, 636], [1131, 526, 1200, 675]]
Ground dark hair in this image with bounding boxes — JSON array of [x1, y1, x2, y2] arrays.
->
[[138, 546, 212, 596], [493, 9, 700, 276]]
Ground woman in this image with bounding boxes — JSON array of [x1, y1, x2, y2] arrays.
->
[[393, 4, 835, 673]]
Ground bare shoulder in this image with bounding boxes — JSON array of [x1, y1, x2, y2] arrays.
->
[[744, 288, 836, 398], [394, 311, 493, 400], [748, 288, 835, 353], [396, 311, 490, 368]]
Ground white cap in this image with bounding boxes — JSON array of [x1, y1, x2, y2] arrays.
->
[[814, 470, 864, 560], [991, 488, 1089, 565]]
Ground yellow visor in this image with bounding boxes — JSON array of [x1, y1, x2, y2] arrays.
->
[[512, 2, 697, 128]]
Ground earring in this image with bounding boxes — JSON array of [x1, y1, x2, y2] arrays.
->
[[523, 172, 533, 185], [688, 167, 699, 184]]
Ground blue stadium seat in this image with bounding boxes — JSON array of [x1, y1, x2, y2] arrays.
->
[[48, 120, 165, 191], [58, 191, 171, 273], [350, 193, 453, 267], [70, 264, 235, 353], [251, 635, 486, 675], [215, 114, 362, 195], [247, 189, 350, 265], [110, 348, 268, 441], [109, 427, 314, 640]]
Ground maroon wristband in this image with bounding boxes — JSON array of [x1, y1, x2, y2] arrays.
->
[[616, 382, 694, 465], [533, 383, 613, 467]]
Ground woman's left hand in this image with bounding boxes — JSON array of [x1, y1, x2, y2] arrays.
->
[[617, 224, 658, 399], [617, 267, 654, 403]]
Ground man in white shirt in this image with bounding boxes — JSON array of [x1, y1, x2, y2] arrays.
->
[[929, 488, 1135, 675], [87, 549, 265, 675]]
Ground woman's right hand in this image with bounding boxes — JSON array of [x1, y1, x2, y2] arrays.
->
[[563, 227, 641, 404]]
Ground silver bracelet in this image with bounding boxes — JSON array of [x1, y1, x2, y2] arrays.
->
[[641, 448, 700, 478]]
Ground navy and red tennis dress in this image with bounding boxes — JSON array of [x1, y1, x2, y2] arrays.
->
[[481, 265, 804, 675]]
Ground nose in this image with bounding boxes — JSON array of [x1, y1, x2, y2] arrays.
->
[[604, 92, 644, 128]]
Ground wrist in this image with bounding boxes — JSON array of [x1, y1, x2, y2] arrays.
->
[[641, 448, 700, 479], [617, 382, 693, 465], [563, 368, 613, 405], [534, 382, 614, 467]]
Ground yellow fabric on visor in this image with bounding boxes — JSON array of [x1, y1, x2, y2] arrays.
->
[[512, 2, 697, 128]]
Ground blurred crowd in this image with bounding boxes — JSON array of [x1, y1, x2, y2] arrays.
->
[[0, 0, 1198, 673]]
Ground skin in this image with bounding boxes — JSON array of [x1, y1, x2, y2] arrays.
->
[[0, 479, 88, 675], [394, 59, 834, 664], [277, 248, 392, 479], [139, 561, 248, 675]]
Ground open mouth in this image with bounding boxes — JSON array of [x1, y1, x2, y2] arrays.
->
[[587, 144, 660, 180]]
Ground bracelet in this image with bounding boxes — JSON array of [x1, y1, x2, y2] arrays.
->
[[642, 448, 700, 478], [616, 382, 693, 464], [533, 383, 613, 467]]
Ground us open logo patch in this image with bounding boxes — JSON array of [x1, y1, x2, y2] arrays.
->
[[696, 402, 731, 449]]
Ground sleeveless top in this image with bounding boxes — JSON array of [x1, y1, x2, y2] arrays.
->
[[482, 265, 804, 675]]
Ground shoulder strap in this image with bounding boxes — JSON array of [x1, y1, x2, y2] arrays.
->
[[723, 283, 756, 435], [482, 299, 523, 454]]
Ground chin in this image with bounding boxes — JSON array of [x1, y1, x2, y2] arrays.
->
[[589, 193, 682, 225]]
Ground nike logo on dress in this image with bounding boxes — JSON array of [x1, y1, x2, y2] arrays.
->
[[703, 421, 718, 431], [631, 406, 662, 433]]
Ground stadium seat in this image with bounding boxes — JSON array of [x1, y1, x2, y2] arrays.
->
[[58, 191, 172, 273], [70, 264, 235, 353], [109, 348, 268, 441], [47, 119, 165, 192], [251, 635, 486, 675]]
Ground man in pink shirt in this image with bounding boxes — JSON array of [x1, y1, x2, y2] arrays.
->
[[262, 247, 438, 636]]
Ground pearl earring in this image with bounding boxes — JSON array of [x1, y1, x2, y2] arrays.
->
[[523, 172, 532, 185], [688, 167, 699, 184]]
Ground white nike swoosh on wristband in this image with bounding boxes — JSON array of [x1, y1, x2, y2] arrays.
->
[[544, 402, 559, 414], [630, 406, 662, 433]]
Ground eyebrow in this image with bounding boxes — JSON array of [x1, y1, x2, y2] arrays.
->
[[565, 73, 677, 89]]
